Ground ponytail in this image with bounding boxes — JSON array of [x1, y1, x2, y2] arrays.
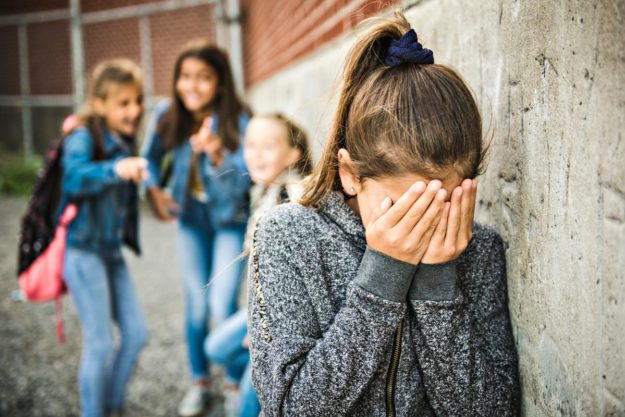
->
[[300, 12, 411, 207], [300, 11, 485, 207]]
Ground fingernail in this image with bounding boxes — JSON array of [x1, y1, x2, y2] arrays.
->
[[380, 197, 391, 209], [429, 180, 442, 190], [455, 187, 463, 197], [437, 189, 447, 201], [463, 179, 472, 189], [411, 181, 426, 193]]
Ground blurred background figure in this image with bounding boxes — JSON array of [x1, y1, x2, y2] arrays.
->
[[204, 113, 312, 417], [142, 40, 251, 417], [60, 58, 148, 417]]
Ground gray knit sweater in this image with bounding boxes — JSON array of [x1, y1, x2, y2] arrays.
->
[[248, 191, 520, 417]]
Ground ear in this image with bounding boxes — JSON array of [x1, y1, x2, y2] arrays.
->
[[92, 97, 105, 116], [286, 147, 302, 168], [337, 148, 360, 196]]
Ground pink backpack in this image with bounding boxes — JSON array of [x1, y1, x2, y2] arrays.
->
[[18, 204, 78, 342]]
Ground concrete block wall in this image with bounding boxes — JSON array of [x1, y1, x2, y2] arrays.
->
[[245, 1, 625, 415]]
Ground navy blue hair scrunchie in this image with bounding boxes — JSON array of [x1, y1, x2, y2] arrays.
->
[[385, 29, 434, 67]]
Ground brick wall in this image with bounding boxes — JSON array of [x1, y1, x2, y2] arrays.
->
[[0, 25, 20, 96], [240, 0, 399, 87], [150, 6, 215, 96], [0, 0, 215, 155], [81, 0, 159, 13], [0, 1, 215, 99], [0, 0, 66, 16], [83, 17, 142, 75], [28, 20, 73, 95]]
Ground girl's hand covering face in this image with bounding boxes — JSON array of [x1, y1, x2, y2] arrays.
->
[[365, 180, 447, 265], [421, 179, 477, 264]]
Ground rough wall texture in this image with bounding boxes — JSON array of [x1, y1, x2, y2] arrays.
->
[[245, 1, 625, 415]]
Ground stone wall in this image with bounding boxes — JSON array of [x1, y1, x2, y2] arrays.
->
[[245, 0, 625, 415]]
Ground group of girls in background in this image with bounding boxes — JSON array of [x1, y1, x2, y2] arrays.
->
[[61, 38, 311, 417]]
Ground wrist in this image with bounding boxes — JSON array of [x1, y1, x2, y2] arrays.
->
[[353, 246, 417, 302], [409, 260, 458, 301]]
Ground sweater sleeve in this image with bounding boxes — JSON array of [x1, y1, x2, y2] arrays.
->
[[407, 232, 520, 416], [62, 128, 122, 197], [247, 212, 414, 417]]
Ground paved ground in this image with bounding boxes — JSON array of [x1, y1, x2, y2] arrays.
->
[[0, 197, 226, 417]]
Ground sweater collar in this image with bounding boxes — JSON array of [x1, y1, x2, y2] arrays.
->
[[318, 191, 366, 249]]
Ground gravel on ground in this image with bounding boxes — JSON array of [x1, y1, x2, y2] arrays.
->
[[0, 197, 228, 417]]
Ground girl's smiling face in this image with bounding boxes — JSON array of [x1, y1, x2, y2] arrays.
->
[[244, 117, 301, 185], [94, 82, 143, 137], [175, 57, 219, 116]]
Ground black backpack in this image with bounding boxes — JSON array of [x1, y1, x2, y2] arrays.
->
[[17, 138, 66, 276], [17, 128, 105, 276]]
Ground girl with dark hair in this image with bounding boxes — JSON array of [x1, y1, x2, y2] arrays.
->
[[141, 39, 251, 416], [248, 12, 520, 417]]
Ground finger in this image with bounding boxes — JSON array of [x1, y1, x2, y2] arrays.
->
[[377, 181, 427, 228], [394, 180, 443, 232], [366, 196, 392, 230], [430, 201, 450, 245], [458, 179, 474, 240], [409, 187, 446, 242], [444, 186, 463, 246], [468, 179, 478, 226]]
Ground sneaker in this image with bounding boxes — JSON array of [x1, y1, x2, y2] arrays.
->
[[223, 384, 240, 417], [178, 385, 209, 417]]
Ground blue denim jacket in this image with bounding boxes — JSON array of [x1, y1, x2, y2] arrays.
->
[[142, 100, 251, 229], [59, 126, 140, 254]]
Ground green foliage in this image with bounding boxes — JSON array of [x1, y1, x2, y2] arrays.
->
[[0, 151, 42, 197]]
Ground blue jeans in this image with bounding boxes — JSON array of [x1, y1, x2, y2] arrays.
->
[[63, 247, 148, 417], [177, 197, 246, 381], [205, 309, 261, 417]]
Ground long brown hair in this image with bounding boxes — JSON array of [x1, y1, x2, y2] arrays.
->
[[267, 113, 313, 177], [158, 39, 250, 151], [76, 58, 143, 158], [300, 11, 487, 207]]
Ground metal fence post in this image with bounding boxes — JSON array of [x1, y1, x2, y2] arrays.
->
[[139, 15, 155, 115], [17, 23, 33, 161], [70, 0, 85, 112]]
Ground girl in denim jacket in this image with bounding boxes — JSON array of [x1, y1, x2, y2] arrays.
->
[[142, 39, 251, 416], [60, 59, 149, 417]]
